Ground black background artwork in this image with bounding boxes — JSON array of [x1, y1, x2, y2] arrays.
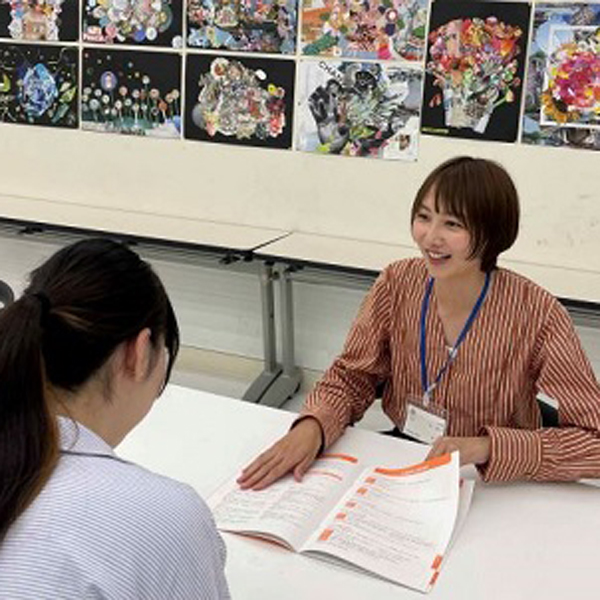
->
[[421, 1, 531, 143], [82, 0, 183, 47], [184, 53, 295, 149], [0, 0, 79, 42], [0, 43, 78, 128], [82, 48, 182, 135]]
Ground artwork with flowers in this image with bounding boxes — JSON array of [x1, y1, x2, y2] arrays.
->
[[421, 1, 531, 142], [0, 43, 78, 127], [296, 60, 422, 160], [301, 0, 429, 61], [82, 48, 182, 138], [0, 0, 79, 41], [522, 3, 600, 151], [82, 0, 183, 47], [184, 54, 295, 149], [186, 0, 297, 53]]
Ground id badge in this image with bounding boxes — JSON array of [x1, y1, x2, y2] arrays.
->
[[401, 394, 448, 445]]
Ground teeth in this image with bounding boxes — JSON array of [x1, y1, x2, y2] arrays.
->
[[428, 251, 449, 259]]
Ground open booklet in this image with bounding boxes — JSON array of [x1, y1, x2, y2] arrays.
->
[[209, 451, 473, 593]]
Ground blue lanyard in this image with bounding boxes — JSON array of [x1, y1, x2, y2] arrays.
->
[[420, 272, 491, 404]]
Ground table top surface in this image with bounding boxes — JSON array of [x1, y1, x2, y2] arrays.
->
[[256, 231, 418, 273], [257, 231, 600, 303], [118, 385, 600, 600]]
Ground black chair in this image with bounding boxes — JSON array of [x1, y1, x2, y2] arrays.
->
[[0, 280, 15, 311]]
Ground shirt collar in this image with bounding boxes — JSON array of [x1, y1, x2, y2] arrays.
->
[[57, 416, 119, 459]]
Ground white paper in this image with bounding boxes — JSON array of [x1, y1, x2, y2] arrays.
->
[[303, 452, 460, 592], [209, 453, 363, 551]]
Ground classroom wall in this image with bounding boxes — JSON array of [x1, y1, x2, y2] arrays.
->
[[2, 0, 600, 304], [2, 124, 598, 282], [1, 232, 598, 383]]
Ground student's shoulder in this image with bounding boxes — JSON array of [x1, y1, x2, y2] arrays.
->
[[114, 460, 211, 521], [75, 455, 212, 543]]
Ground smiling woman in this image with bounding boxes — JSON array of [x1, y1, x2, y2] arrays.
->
[[238, 156, 600, 491]]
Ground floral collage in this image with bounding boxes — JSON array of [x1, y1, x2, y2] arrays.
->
[[0, 1, 598, 158]]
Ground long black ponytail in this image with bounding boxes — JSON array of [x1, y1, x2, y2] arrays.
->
[[0, 238, 179, 539]]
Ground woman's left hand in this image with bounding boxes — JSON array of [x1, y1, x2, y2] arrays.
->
[[427, 436, 491, 466]]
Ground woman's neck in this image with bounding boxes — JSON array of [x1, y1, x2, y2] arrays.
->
[[433, 269, 488, 316], [52, 384, 125, 448]]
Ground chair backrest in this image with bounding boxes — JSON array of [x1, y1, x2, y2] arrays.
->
[[0, 280, 15, 311]]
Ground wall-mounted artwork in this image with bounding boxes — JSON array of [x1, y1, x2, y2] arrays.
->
[[0, 43, 78, 127], [421, 1, 531, 142], [82, 48, 182, 138], [82, 0, 183, 47], [184, 54, 295, 149], [301, 0, 429, 61], [522, 3, 600, 151], [187, 0, 297, 53], [0, 0, 79, 41], [296, 60, 422, 160]]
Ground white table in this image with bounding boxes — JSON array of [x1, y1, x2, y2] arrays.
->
[[118, 385, 600, 600], [257, 231, 419, 273]]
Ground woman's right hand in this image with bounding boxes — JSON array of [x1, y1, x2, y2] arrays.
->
[[236, 417, 323, 490]]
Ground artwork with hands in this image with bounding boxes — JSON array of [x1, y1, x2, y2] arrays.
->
[[296, 59, 422, 160]]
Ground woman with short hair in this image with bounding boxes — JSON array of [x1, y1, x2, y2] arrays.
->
[[239, 156, 600, 489]]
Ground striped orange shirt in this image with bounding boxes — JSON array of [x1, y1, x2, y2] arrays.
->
[[302, 258, 600, 482]]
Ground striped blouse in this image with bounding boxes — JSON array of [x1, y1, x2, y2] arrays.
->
[[302, 258, 600, 482], [0, 417, 230, 599]]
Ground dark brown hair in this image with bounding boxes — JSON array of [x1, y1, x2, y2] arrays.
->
[[411, 156, 520, 272], [0, 238, 179, 539]]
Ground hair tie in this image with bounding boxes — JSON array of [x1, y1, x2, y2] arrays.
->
[[32, 292, 51, 321]]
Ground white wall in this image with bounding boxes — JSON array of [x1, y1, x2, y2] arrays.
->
[[1, 232, 598, 380], [1, 124, 599, 300]]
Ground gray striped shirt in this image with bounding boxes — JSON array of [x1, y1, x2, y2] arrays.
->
[[0, 417, 230, 599]]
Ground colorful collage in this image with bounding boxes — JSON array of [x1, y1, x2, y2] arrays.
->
[[0, 1, 599, 154], [296, 61, 422, 159], [523, 3, 600, 150], [422, 1, 531, 142], [185, 54, 295, 148]]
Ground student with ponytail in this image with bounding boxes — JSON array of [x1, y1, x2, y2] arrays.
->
[[0, 238, 230, 599]]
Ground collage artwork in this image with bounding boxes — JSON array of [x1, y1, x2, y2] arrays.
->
[[0, 0, 598, 157]]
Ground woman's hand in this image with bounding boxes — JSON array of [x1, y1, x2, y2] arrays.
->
[[237, 417, 323, 491], [426, 435, 491, 466]]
